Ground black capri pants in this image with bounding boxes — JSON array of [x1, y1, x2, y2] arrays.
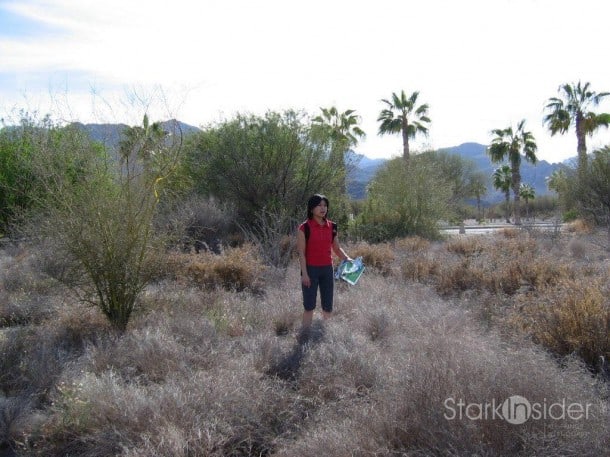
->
[[302, 265, 334, 312]]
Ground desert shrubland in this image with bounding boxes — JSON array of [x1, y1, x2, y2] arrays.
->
[[0, 228, 608, 456]]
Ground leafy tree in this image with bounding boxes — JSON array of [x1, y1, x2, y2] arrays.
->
[[312, 106, 365, 192], [377, 90, 430, 162], [487, 119, 538, 225], [543, 81, 610, 174], [354, 155, 451, 241], [0, 113, 99, 235], [519, 183, 535, 220], [546, 167, 578, 219], [185, 110, 344, 227], [579, 146, 610, 245], [0, 115, 40, 234], [492, 165, 512, 223], [418, 151, 477, 202]]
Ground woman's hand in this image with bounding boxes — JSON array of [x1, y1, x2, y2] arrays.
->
[[301, 273, 311, 288]]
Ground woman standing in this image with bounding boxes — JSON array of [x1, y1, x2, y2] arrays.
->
[[297, 194, 352, 329]]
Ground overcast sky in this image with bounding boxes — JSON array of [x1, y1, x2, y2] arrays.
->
[[2, 0, 610, 163]]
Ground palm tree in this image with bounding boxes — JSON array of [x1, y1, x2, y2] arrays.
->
[[519, 183, 535, 221], [312, 107, 365, 192], [543, 81, 610, 173], [377, 90, 430, 162], [492, 165, 512, 223], [313, 107, 366, 149], [546, 168, 567, 195], [487, 119, 538, 225], [468, 172, 488, 221]]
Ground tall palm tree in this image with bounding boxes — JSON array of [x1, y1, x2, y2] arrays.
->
[[377, 90, 430, 162], [519, 183, 535, 221], [492, 165, 512, 223], [488, 119, 538, 225], [313, 107, 366, 149], [543, 81, 610, 173], [312, 107, 366, 192]]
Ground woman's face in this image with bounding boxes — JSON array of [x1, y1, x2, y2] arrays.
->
[[312, 200, 328, 219]]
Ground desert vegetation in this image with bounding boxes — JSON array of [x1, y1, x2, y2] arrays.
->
[[1, 224, 608, 456]]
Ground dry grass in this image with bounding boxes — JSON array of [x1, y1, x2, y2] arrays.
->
[[512, 278, 610, 371], [171, 244, 268, 293], [348, 241, 395, 275], [1, 230, 609, 456]]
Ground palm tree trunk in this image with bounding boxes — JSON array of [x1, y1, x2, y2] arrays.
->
[[402, 120, 410, 162], [505, 192, 511, 223], [576, 115, 588, 175], [511, 164, 522, 225]]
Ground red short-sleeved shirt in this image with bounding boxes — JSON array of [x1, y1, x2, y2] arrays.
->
[[299, 219, 334, 267]]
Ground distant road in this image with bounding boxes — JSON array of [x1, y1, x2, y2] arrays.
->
[[440, 222, 563, 236]]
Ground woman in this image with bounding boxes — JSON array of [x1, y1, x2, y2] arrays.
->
[[297, 194, 352, 328]]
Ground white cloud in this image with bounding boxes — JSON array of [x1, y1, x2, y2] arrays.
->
[[2, 0, 610, 162]]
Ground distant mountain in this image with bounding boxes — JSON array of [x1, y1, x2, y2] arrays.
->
[[347, 143, 570, 203], [347, 152, 387, 199], [71, 119, 201, 150], [439, 143, 562, 204]]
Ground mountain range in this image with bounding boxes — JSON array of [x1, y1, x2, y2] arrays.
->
[[72, 121, 567, 205], [348, 143, 567, 203]]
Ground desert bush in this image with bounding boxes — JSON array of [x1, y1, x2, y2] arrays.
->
[[499, 226, 520, 238], [349, 241, 395, 275], [296, 325, 379, 402], [241, 207, 298, 270], [33, 353, 312, 456], [568, 237, 588, 259], [445, 235, 485, 256], [394, 235, 431, 252], [401, 252, 439, 281], [156, 194, 237, 254], [0, 395, 44, 450], [27, 116, 183, 332], [512, 279, 610, 372], [0, 304, 107, 398], [183, 244, 267, 292], [565, 218, 594, 234]]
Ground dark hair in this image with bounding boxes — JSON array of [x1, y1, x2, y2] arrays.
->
[[307, 194, 329, 219]]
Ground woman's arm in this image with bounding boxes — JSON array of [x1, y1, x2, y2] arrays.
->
[[297, 228, 310, 287], [332, 236, 352, 262]]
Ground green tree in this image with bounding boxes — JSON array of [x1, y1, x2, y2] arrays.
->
[[36, 115, 180, 331], [354, 155, 451, 241], [492, 165, 512, 223], [0, 114, 41, 234], [579, 146, 610, 245], [519, 183, 535, 221], [186, 110, 344, 226], [543, 81, 610, 174], [377, 90, 430, 162], [487, 119, 538, 225], [0, 113, 99, 235]]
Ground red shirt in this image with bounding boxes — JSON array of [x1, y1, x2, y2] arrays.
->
[[299, 219, 334, 267]]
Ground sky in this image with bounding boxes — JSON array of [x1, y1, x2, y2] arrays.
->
[[2, 0, 610, 163]]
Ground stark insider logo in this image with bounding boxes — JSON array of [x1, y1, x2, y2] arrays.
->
[[444, 395, 593, 425]]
